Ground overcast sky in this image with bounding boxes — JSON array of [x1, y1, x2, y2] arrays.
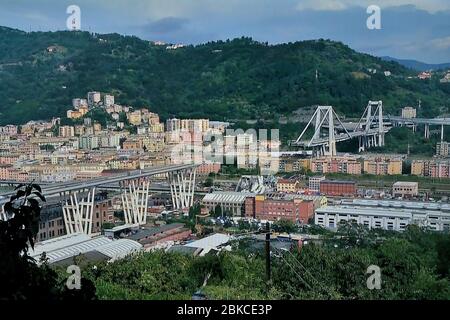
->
[[1, 0, 450, 63]]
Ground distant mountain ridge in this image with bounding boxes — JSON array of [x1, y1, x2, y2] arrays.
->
[[0, 26, 449, 125], [381, 56, 450, 71]]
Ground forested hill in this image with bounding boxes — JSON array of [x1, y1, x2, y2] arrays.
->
[[0, 26, 449, 125]]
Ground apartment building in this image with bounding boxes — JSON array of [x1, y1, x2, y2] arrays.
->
[[411, 159, 450, 178], [309, 176, 325, 192], [401, 107, 417, 119], [59, 126, 75, 138], [87, 91, 101, 106], [436, 142, 450, 157], [311, 156, 362, 175], [363, 156, 402, 175], [276, 178, 300, 193]]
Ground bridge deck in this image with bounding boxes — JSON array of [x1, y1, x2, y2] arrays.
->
[[0, 164, 198, 199]]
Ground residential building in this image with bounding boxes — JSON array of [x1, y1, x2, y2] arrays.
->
[[309, 176, 325, 192], [104, 94, 115, 107], [87, 91, 101, 106], [363, 156, 402, 175], [401, 107, 417, 119], [436, 141, 450, 157], [411, 159, 450, 178], [276, 178, 300, 193], [59, 126, 75, 138], [197, 162, 221, 176], [311, 156, 362, 175]]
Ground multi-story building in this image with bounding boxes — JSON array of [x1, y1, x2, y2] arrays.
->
[[37, 202, 66, 242], [79, 135, 100, 150], [392, 181, 419, 198], [0, 125, 18, 135], [91, 192, 116, 233], [401, 107, 417, 119], [122, 139, 143, 150], [311, 156, 362, 175], [59, 126, 75, 138], [411, 159, 450, 178], [72, 98, 88, 108], [319, 180, 357, 196], [315, 199, 450, 232], [245, 194, 314, 223], [278, 156, 311, 173], [276, 178, 300, 193], [197, 162, 221, 175], [127, 111, 142, 125], [166, 118, 181, 132], [308, 176, 325, 192], [363, 156, 402, 175], [87, 91, 101, 106], [436, 142, 450, 157], [202, 192, 255, 216], [104, 94, 115, 107]]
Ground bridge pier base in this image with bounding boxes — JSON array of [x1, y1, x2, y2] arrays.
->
[[121, 180, 150, 225], [62, 188, 96, 235], [168, 167, 196, 211], [425, 124, 430, 139]]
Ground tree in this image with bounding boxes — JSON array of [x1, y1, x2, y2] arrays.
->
[[0, 183, 96, 300]]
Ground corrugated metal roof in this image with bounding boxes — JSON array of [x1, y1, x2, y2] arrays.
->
[[202, 192, 255, 204], [96, 239, 142, 261], [185, 233, 231, 250], [31, 233, 92, 258], [31, 233, 142, 264]]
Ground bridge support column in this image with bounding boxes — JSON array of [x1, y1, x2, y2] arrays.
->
[[358, 136, 365, 152], [62, 188, 96, 235], [425, 124, 430, 139], [441, 125, 444, 141], [168, 167, 196, 211], [121, 180, 150, 225]]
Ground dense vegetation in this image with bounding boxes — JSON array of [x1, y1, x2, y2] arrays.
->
[[2, 183, 450, 300], [60, 224, 450, 300], [0, 26, 449, 125], [0, 183, 96, 300]]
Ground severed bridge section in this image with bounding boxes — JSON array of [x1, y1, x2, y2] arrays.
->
[[291, 101, 390, 156]]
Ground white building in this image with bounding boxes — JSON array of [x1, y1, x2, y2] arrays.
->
[[87, 91, 101, 106], [315, 199, 450, 231], [392, 182, 419, 198], [401, 107, 417, 119], [309, 176, 325, 192], [104, 94, 115, 107], [72, 98, 88, 108], [201, 191, 255, 216]]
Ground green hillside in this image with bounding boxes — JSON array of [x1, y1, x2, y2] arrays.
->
[[0, 26, 449, 125]]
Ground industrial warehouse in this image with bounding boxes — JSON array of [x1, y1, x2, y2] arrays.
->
[[315, 199, 450, 231]]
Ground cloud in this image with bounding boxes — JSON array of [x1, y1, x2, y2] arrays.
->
[[295, 0, 450, 13], [430, 36, 450, 49], [0, 0, 449, 63], [144, 17, 189, 34], [296, 0, 347, 11]]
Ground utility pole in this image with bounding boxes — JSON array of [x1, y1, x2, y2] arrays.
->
[[265, 222, 271, 284]]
